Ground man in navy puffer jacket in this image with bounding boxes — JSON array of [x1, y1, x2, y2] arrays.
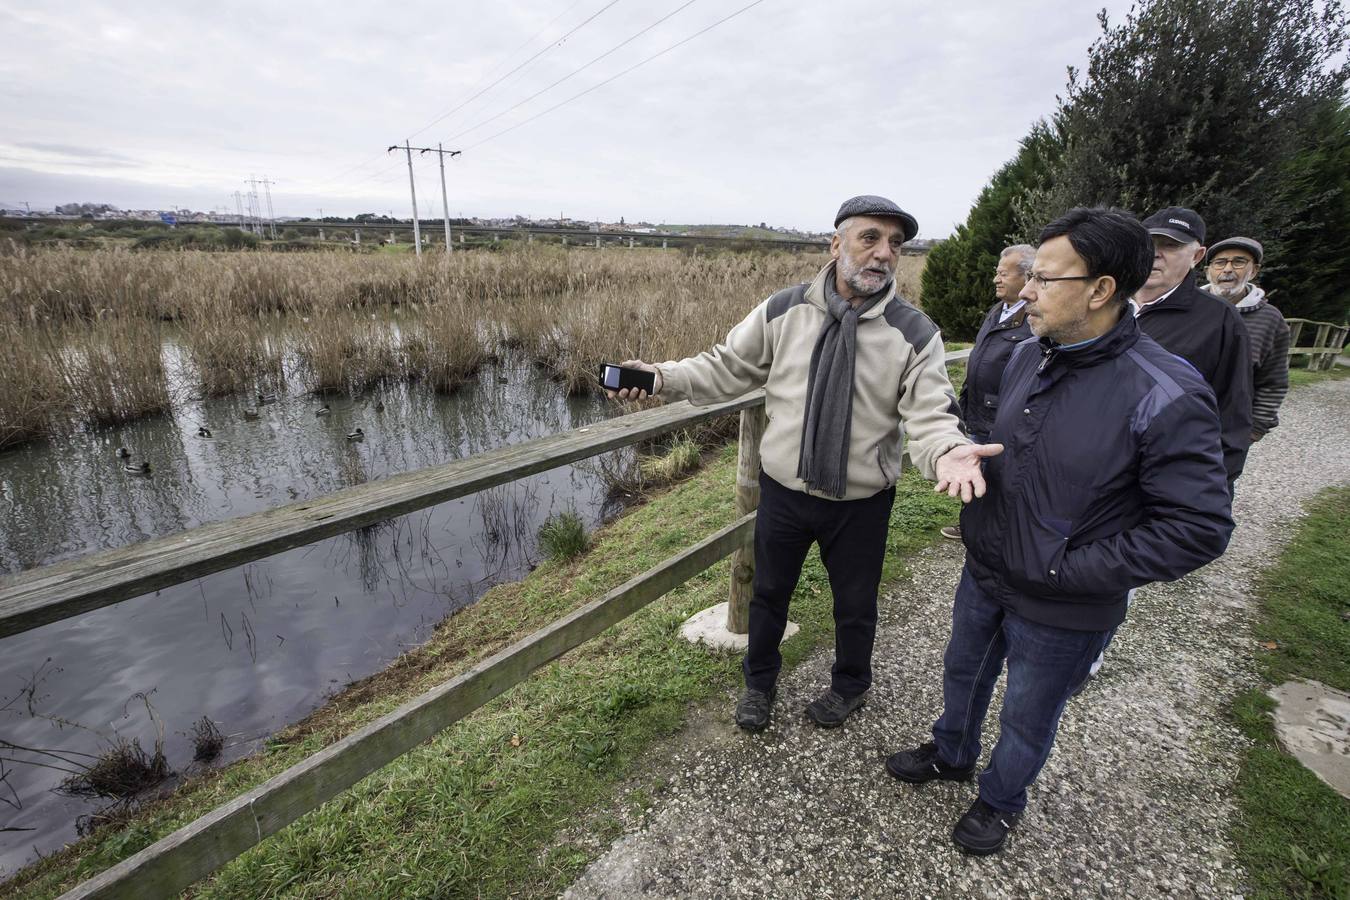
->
[[885, 208, 1234, 856]]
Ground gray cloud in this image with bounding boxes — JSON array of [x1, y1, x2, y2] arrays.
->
[[0, 0, 1136, 235]]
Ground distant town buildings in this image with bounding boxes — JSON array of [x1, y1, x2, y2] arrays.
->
[[0, 204, 883, 245]]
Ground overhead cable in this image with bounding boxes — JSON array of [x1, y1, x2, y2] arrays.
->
[[445, 0, 701, 143], [466, 0, 764, 151]]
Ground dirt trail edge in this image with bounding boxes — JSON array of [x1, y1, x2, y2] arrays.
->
[[563, 376, 1350, 899]]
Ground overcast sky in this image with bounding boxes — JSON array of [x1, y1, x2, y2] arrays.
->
[[0, 1, 1136, 237]]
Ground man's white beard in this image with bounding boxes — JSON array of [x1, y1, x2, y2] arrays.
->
[[839, 256, 893, 296], [1211, 276, 1252, 300]]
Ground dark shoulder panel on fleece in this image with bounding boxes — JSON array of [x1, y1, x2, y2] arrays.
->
[[765, 283, 810, 322], [881, 298, 940, 350]]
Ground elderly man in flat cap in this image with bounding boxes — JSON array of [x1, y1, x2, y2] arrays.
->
[[1202, 237, 1290, 442], [609, 195, 997, 731], [1132, 207, 1252, 487]]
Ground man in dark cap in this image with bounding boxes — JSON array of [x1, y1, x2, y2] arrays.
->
[[608, 195, 998, 731], [1202, 237, 1290, 442], [1132, 207, 1253, 486]]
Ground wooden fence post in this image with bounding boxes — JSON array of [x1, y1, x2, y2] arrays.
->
[[1287, 319, 1306, 347], [726, 407, 766, 634]]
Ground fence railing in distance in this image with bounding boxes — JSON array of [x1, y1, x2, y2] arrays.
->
[[1286, 318, 1348, 371]]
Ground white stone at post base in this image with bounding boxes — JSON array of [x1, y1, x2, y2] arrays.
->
[[678, 601, 798, 651]]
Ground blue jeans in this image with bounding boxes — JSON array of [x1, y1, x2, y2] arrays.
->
[[932, 566, 1111, 813]]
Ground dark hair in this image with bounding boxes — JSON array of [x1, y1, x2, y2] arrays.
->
[[1038, 207, 1153, 305]]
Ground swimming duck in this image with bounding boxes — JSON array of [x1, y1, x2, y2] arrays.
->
[[257, 392, 278, 405], [124, 462, 151, 475], [346, 428, 364, 442], [243, 408, 261, 420], [315, 405, 331, 417], [115, 447, 131, 459], [197, 426, 212, 438]]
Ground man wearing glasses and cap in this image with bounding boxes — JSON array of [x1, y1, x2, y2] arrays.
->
[[606, 195, 997, 732], [1202, 237, 1290, 443], [1132, 207, 1253, 488], [885, 208, 1232, 855]]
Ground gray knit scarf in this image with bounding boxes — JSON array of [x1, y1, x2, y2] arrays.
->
[[797, 268, 888, 497]]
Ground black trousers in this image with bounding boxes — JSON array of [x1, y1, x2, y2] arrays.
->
[[743, 471, 896, 698]]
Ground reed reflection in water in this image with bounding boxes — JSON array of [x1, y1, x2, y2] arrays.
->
[[0, 353, 631, 874]]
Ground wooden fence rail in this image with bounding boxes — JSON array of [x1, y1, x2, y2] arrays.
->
[[27, 349, 971, 899], [62, 515, 756, 900], [0, 393, 764, 638], [1285, 317, 1349, 371]]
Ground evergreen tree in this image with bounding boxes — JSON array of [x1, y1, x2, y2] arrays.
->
[[921, 123, 1061, 340], [1019, 0, 1348, 247], [1264, 98, 1350, 322]]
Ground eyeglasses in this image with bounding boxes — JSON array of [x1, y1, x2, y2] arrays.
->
[[1208, 257, 1252, 270], [1027, 272, 1097, 288]]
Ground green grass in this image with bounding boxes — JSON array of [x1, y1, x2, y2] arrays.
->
[[1231, 485, 1350, 899], [638, 435, 703, 485], [1287, 363, 1350, 388], [2, 445, 958, 899], [537, 510, 588, 561]]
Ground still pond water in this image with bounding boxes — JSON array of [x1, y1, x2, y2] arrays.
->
[[0, 349, 632, 876]]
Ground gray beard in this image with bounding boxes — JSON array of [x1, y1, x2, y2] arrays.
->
[[838, 257, 893, 297], [1211, 280, 1250, 300]]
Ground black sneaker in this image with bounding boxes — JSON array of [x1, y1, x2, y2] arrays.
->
[[734, 687, 775, 732], [884, 741, 977, 784], [804, 689, 867, 727], [952, 797, 1021, 855]]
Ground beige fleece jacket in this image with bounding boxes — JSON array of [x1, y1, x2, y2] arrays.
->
[[657, 263, 969, 500]]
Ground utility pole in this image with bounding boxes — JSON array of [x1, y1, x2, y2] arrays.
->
[[388, 142, 422, 258], [419, 143, 462, 256], [231, 192, 245, 230], [245, 176, 263, 235], [259, 176, 278, 240]]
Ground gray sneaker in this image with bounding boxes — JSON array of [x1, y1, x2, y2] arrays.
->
[[940, 525, 962, 541], [804, 689, 867, 727], [735, 687, 775, 732]]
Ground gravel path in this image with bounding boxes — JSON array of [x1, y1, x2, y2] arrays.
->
[[564, 375, 1350, 899]]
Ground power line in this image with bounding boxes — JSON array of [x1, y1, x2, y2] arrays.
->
[[444, 0, 700, 144], [303, 1, 589, 189], [407, 0, 624, 143], [465, 0, 764, 151]]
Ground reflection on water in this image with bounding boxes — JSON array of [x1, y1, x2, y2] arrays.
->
[[0, 354, 627, 875]]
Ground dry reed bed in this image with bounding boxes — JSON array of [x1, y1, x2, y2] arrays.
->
[[0, 246, 925, 449]]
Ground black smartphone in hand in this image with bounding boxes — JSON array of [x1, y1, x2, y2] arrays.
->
[[599, 363, 656, 394]]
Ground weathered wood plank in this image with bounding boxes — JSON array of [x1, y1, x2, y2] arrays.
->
[[727, 407, 766, 633], [0, 394, 764, 638], [59, 514, 756, 900]]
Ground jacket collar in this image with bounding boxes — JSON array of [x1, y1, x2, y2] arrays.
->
[[807, 261, 897, 320], [1035, 307, 1140, 369], [990, 301, 1029, 330], [1136, 273, 1201, 313]]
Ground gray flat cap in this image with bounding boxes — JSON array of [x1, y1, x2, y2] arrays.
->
[[834, 195, 919, 241], [1206, 236, 1264, 265]]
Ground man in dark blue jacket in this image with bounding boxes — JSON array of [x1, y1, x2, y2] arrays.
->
[[885, 208, 1234, 856], [942, 244, 1036, 542], [1133, 207, 1252, 486]]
